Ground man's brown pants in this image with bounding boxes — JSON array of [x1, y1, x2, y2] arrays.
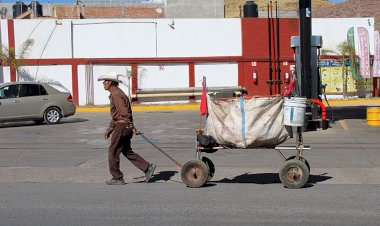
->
[[109, 124, 149, 180]]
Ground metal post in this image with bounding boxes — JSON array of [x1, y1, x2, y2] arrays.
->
[[276, 1, 281, 94], [267, 2, 273, 95], [299, 0, 312, 98]]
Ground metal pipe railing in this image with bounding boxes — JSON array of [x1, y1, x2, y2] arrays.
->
[[136, 86, 246, 94]]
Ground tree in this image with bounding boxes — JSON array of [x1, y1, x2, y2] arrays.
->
[[0, 38, 34, 82], [321, 41, 355, 98]]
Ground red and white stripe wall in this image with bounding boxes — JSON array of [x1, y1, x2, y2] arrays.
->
[[0, 18, 298, 106]]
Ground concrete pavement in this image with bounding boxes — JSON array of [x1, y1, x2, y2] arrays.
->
[[1, 108, 380, 186]]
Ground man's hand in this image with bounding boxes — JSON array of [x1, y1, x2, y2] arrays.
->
[[104, 130, 112, 139], [132, 127, 141, 135]]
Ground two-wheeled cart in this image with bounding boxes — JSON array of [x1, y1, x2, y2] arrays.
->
[[180, 96, 312, 189], [181, 127, 310, 189]]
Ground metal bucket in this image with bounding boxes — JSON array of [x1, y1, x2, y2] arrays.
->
[[283, 97, 307, 127]]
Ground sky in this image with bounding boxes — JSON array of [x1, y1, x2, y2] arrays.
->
[[0, 0, 347, 4]]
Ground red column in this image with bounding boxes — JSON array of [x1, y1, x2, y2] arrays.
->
[[131, 63, 138, 103], [189, 62, 195, 102], [7, 19, 16, 82], [71, 63, 79, 105]]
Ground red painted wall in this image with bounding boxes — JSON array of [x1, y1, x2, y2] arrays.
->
[[240, 18, 299, 96]]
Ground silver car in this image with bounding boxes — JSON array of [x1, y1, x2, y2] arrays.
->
[[0, 82, 76, 124]]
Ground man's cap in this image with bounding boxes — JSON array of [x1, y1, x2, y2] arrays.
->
[[97, 72, 120, 83]]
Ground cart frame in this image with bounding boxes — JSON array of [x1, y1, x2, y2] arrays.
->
[[181, 127, 311, 189]]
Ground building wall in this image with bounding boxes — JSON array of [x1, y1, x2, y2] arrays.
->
[[54, 5, 165, 19], [165, 0, 224, 18], [0, 17, 377, 105], [313, 18, 375, 54], [314, 0, 380, 33]]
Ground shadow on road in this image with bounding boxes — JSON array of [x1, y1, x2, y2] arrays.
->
[[149, 170, 179, 183], [329, 106, 367, 121], [214, 173, 332, 186], [0, 118, 89, 128]]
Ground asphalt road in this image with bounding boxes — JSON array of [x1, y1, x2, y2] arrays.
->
[[1, 183, 379, 226], [0, 107, 380, 225]]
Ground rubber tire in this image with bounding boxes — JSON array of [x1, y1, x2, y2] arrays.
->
[[202, 156, 215, 182], [279, 159, 309, 189], [286, 156, 310, 172], [44, 107, 62, 124], [181, 160, 209, 188]]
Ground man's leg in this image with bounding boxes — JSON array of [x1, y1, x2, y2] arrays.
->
[[121, 128, 155, 182], [108, 125, 125, 181], [121, 128, 149, 172]]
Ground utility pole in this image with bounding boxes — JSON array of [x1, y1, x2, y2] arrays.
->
[[299, 0, 312, 98]]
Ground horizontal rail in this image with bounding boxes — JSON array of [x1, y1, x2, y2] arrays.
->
[[136, 86, 246, 94], [132, 91, 244, 98]]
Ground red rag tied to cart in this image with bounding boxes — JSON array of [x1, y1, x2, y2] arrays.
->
[[200, 78, 208, 116], [283, 79, 295, 96]]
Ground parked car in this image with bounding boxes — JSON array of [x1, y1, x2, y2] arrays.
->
[[0, 82, 76, 124]]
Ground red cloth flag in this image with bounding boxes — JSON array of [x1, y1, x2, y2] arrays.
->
[[373, 31, 380, 77], [357, 27, 370, 78], [200, 78, 208, 116]]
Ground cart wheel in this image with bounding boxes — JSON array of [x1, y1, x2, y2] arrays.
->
[[279, 159, 309, 189], [181, 160, 209, 188], [202, 156, 215, 182], [286, 156, 310, 172]]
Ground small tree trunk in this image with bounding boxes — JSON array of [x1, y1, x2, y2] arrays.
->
[[341, 61, 347, 98]]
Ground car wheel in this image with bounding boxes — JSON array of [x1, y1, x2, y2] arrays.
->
[[44, 107, 62, 124]]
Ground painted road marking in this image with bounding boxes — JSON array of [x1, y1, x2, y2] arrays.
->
[[339, 120, 349, 131]]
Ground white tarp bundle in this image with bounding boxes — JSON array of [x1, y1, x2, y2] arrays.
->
[[205, 96, 291, 148]]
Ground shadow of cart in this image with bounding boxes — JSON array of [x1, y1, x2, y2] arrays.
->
[[214, 172, 332, 188]]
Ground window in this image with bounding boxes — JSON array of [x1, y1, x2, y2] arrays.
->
[[39, 85, 48, 95], [20, 84, 47, 97], [0, 87, 7, 99], [0, 85, 19, 98]]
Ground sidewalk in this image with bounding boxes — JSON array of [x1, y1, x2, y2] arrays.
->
[[77, 98, 380, 113]]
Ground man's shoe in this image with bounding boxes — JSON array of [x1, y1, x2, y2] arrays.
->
[[145, 163, 156, 183], [106, 179, 126, 185]]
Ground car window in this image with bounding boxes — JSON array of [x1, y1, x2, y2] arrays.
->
[[0, 85, 19, 99], [0, 87, 7, 99], [20, 84, 48, 97], [39, 85, 48, 95]]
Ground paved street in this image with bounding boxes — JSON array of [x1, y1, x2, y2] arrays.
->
[[0, 107, 380, 225], [1, 107, 380, 184]]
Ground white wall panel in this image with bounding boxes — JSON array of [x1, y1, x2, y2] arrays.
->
[[18, 65, 72, 93], [77, 65, 87, 106], [14, 19, 72, 59], [313, 18, 375, 54], [194, 63, 238, 87], [0, 20, 8, 46], [0, 66, 11, 84], [91, 65, 132, 106], [137, 64, 188, 89], [73, 20, 157, 58], [157, 19, 242, 57]]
